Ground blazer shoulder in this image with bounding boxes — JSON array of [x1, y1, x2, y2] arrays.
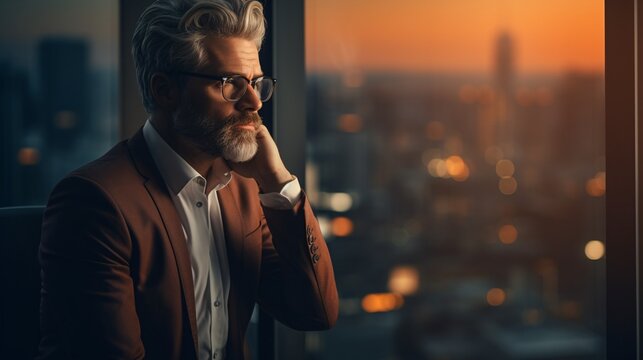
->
[[63, 140, 143, 195]]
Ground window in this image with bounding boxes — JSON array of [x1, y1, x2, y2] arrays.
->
[[304, 1, 606, 359], [0, 0, 119, 207]]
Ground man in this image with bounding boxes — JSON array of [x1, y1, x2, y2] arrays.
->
[[37, 0, 338, 359]]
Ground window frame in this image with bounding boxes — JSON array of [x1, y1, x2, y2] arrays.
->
[[606, 0, 640, 358]]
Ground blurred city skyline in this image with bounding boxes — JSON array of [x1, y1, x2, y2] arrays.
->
[[304, 1, 605, 359], [0, 0, 119, 207]]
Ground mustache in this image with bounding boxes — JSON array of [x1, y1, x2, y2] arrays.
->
[[224, 112, 263, 129]]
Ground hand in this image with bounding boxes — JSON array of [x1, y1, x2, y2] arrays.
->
[[227, 125, 293, 193]]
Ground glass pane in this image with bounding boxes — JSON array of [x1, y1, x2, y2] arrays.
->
[[305, 1, 605, 359], [0, 0, 119, 206]]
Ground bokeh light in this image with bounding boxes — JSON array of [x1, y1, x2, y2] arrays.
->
[[388, 266, 419, 295], [331, 217, 354, 237], [427, 158, 448, 178], [586, 171, 606, 197], [361, 293, 404, 313], [446, 155, 470, 181], [54, 110, 77, 129], [328, 192, 353, 212], [499, 177, 518, 195], [585, 240, 605, 260], [486, 288, 507, 306], [338, 113, 363, 133], [17, 147, 40, 166], [498, 224, 518, 244], [495, 159, 515, 179]]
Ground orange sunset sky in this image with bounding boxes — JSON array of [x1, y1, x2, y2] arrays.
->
[[306, 0, 604, 74]]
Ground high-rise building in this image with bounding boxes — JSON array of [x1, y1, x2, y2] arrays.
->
[[38, 37, 89, 148], [0, 64, 22, 206], [0, 64, 44, 206], [38, 37, 90, 189], [495, 32, 515, 97], [493, 31, 516, 158]]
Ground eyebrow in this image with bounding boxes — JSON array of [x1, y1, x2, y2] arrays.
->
[[217, 71, 265, 80], [221, 73, 265, 80]]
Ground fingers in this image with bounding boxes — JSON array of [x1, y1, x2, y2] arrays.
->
[[255, 124, 270, 140]]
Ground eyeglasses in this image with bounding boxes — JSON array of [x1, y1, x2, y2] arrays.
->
[[175, 71, 277, 102]]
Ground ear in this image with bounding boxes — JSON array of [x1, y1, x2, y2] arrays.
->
[[150, 72, 180, 110]]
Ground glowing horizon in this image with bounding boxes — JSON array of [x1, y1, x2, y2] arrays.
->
[[306, 0, 604, 75]]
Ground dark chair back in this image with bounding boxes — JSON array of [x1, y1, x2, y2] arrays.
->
[[0, 206, 45, 359]]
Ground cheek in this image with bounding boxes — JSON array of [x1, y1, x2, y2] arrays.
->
[[183, 84, 225, 110], [202, 86, 234, 118]]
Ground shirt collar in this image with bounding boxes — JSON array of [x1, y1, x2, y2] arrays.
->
[[142, 119, 232, 195]]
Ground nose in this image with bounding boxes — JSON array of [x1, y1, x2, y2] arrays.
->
[[235, 83, 262, 112]]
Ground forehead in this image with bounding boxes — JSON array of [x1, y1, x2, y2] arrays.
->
[[201, 36, 261, 75]]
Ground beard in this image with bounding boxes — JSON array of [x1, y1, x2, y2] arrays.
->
[[172, 102, 262, 163]]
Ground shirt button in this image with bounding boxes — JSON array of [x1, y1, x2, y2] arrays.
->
[[196, 201, 203, 208], [196, 178, 205, 186], [214, 300, 221, 307]]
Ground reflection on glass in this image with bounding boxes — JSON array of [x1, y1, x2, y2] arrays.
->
[[306, 1, 605, 359], [0, 0, 119, 206]]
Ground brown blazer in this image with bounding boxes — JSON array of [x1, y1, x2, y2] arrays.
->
[[37, 129, 338, 360]]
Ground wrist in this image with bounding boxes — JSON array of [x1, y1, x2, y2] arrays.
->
[[258, 169, 293, 193]]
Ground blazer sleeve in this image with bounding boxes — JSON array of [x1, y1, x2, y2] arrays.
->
[[256, 192, 339, 331], [38, 175, 145, 360]]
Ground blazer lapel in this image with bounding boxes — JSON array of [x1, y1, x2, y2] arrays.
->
[[126, 129, 199, 354]]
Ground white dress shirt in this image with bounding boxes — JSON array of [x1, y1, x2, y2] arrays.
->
[[143, 120, 301, 360]]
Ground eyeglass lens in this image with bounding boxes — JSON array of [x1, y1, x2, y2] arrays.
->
[[222, 77, 274, 102]]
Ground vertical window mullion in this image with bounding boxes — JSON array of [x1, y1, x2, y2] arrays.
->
[[606, 0, 638, 358]]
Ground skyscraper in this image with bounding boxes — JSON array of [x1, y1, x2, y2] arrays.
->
[[38, 37, 90, 189], [0, 64, 23, 206], [38, 37, 89, 148], [493, 31, 516, 158]]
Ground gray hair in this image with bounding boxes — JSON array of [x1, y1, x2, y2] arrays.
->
[[132, 0, 266, 113]]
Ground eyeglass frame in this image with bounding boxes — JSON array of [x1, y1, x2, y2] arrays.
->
[[173, 70, 277, 102]]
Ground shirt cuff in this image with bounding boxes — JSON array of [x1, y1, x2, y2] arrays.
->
[[259, 176, 302, 209]]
